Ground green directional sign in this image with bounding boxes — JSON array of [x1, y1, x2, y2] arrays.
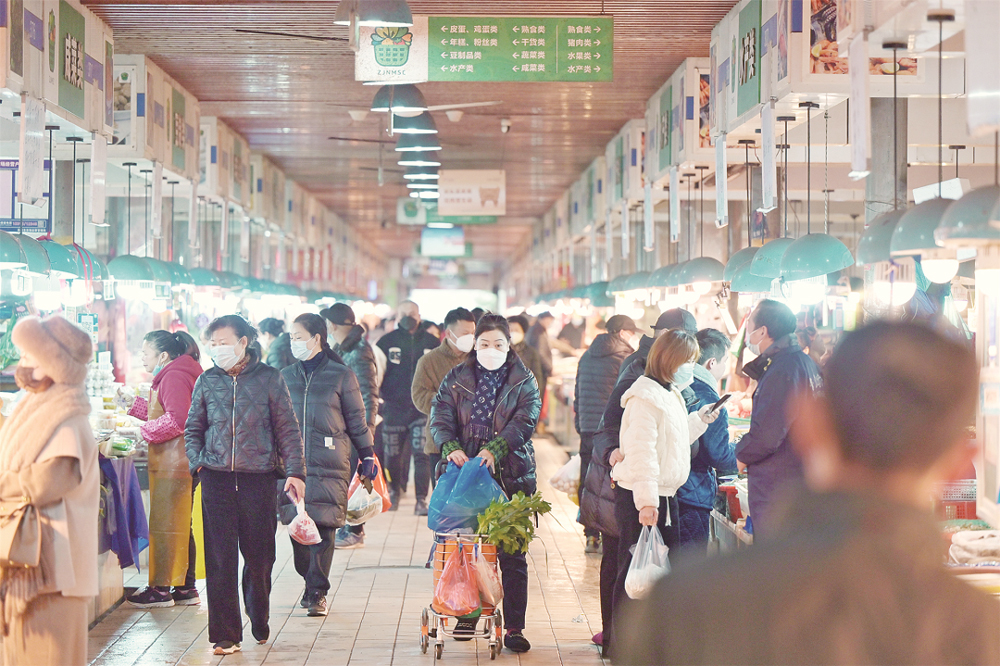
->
[[427, 16, 613, 82], [425, 203, 496, 226]]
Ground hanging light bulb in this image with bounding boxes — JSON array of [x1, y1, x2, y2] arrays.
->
[[920, 257, 960, 284], [873, 258, 918, 307], [782, 274, 827, 306]]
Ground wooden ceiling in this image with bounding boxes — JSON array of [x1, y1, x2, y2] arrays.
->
[[82, 0, 738, 264]]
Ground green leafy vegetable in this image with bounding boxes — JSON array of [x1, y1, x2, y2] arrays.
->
[[476, 491, 552, 555]]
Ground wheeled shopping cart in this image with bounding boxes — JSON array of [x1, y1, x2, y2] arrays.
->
[[421, 533, 502, 660]]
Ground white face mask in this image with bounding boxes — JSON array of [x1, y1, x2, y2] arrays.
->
[[477, 348, 507, 371], [290, 339, 315, 361], [747, 326, 764, 356], [510, 330, 525, 345], [450, 332, 475, 353], [571, 316, 584, 327], [673, 362, 695, 390], [210, 344, 242, 371], [327, 334, 337, 348]]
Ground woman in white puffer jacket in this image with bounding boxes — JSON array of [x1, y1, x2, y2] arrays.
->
[[610, 330, 719, 630]]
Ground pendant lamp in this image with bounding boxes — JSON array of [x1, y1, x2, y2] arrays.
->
[[678, 166, 724, 293], [38, 240, 81, 279], [0, 231, 26, 270], [404, 166, 439, 180], [392, 112, 438, 135], [370, 85, 427, 116], [397, 151, 441, 167], [396, 133, 442, 152], [856, 209, 906, 264], [724, 246, 758, 282], [15, 235, 51, 277], [750, 237, 795, 278], [935, 184, 1000, 246], [731, 262, 774, 293], [407, 182, 439, 190], [409, 190, 440, 199]]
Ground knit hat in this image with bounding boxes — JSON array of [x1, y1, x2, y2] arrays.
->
[[652, 308, 697, 333], [12, 315, 93, 385]]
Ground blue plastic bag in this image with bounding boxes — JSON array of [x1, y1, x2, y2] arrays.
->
[[428, 461, 507, 533]]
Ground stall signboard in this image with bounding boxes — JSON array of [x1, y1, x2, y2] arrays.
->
[[285, 180, 305, 237], [588, 155, 605, 227], [250, 152, 286, 225], [0, 158, 51, 232], [199, 117, 231, 201], [569, 176, 585, 237], [438, 169, 505, 216], [620, 119, 645, 203], [230, 130, 250, 210], [305, 194, 324, 246], [665, 59, 713, 169]]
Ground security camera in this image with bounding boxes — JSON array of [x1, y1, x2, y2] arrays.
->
[[500, 119, 512, 134]]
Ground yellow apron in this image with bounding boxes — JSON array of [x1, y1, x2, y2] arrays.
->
[[146, 388, 194, 587]]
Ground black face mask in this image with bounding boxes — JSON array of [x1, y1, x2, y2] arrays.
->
[[398, 316, 418, 333]]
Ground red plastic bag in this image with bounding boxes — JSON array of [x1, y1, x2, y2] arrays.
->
[[431, 540, 481, 617], [288, 501, 322, 546], [348, 454, 392, 512]]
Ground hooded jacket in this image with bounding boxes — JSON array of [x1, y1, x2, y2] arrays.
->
[[735, 334, 822, 538], [333, 324, 379, 428], [574, 332, 633, 434], [611, 376, 707, 511], [185, 347, 305, 479], [376, 326, 440, 424], [429, 353, 540, 496], [280, 354, 373, 527], [676, 363, 737, 510], [412, 340, 468, 454]]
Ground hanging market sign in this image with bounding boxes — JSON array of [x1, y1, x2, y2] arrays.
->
[[438, 170, 506, 216]]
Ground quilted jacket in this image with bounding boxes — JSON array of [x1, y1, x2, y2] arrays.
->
[[429, 353, 541, 497], [279, 354, 373, 527], [573, 332, 633, 434], [184, 348, 305, 479], [332, 324, 379, 428]]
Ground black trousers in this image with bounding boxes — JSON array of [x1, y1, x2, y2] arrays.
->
[[200, 469, 277, 645], [598, 533, 619, 652], [383, 418, 431, 499], [292, 524, 337, 597], [498, 549, 528, 630], [609, 485, 678, 658], [577, 432, 599, 538]]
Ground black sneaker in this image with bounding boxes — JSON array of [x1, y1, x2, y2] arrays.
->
[[127, 586, 174, 609], [171, 586, 200, 606], [504, 630, 531, 653], [213, 641, 241, 655], [414, 498, 429, 516], [307, 595, 328, 617], [300, 589, 312, 608], [453, 619, 477, 641], [252, 624, 269, 645]]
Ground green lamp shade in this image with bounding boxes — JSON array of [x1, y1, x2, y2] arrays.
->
[[396, 133, 442, 152], [248, 278, 267, 294], [856, 209, 906, 264], [37, 240, 80, 278], [107, 254, 154, 281], [606, 275, 630, 296], [189, 267, 220, 287], [333, 0, 355, 25], [306, 290, 323, 303], [393, 112, 438, 135], [144, 258, 174, 285], [584, 282, 614, 306], [731, 263, 774, 293], [890, 198, 952, 257], [779, 234, 854, 282], [749, 237, 795, 278], [168, 262, 193, 286], [935, 185, 1000, 247], [404, 166, 439, 180], [356, 0, 413, 28], [67, 244, 98, 280], [371, 84, 426, 114], [570, 284, 589, 299], [0, 231, 25, 269], [648, 264, 675, 287], [91, 255, 109, 281], [677, 257, 725, 285], [397, 151, 441, 167], [212, 271, 242, 290], [724, 246, 758, 282], [624, 271, 651, 291], [14, 236, 50, 276]]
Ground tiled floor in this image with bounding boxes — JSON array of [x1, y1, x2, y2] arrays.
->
[[88, 435, 606, 665]]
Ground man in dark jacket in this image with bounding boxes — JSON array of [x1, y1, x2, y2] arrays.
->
[[573, 314, 637, 553], [579, 307, 697, 657], [619, 321, 999, 665], [185, 315, 305, 654], [736, 299, 822, 540], [677, 328, 737, 551], [376, 300, 439, 513]]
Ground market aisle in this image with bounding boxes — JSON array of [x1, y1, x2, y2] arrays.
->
[[87, 434, 605, 666]]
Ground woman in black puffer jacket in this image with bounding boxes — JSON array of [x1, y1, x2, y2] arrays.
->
[[429, 314, 540, 655], [280, 314, 377, 618]]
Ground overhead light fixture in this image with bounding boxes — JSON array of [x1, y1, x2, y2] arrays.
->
[[677, 257, 725, 295], [749, 237, 795, 278], [407, 182, 439, 189], [0, 230, 26, 270], [398, 151, 441, 167], [890, 197, 957, 283], [730, 262, 774, 293], [404, 166, 439, 181], [409, 190, 440, 199], [780, 233, 854, 282], [427, 222, 454, 229], [872, 257, 917, 306], [856, 209, 907, 264], [936, 185, 1000, 246], [356, 0, 413, 27], [370, 84, 427, 116], [392, 112, 438, 135], [107, 254, 155, 300], [14, 235, 51, 277], [396, 133, 442, 152], [724, 246, 758, 282], [38, 240, 82, 279]]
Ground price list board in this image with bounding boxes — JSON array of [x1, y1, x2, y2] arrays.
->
[[427, 17, 613, 82]]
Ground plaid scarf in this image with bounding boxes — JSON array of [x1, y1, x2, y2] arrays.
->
[[465, 363, 509, 446]]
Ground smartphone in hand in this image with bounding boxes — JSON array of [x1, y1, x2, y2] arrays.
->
[[711, 393, 732, 413]]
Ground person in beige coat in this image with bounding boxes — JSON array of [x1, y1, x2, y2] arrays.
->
[[0, 315, 98, 666]]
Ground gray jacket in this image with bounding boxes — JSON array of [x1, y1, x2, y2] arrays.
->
[[185, 349, 305, 479]]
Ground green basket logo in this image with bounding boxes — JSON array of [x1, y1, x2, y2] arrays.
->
[[372, 27, 413, 67]]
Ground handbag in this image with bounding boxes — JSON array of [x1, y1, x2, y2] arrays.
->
[[0, 501, 40, 569]]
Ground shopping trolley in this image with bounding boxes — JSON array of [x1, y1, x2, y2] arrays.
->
[[421, 532, 502, 660]]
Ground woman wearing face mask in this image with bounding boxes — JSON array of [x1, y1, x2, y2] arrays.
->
[[119, 330, 204, 609], [506, 315, 544, 390], [185, 315, 305, 656], [429, 314, 541, 654], [279, 314, 376, 617], [609, 329, 719, 641]]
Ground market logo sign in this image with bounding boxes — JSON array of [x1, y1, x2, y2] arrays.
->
[[356, 17, 429, 83]]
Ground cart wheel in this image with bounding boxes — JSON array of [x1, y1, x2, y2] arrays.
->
[[490, 642, 498, 660], [420, 608, 430, 653], [435, 643, 443, 660]]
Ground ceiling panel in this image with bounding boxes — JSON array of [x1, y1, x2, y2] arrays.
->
[[83, 0, 738, 263]]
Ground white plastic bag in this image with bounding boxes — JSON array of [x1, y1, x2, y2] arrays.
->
[[288, 501, 322, 546], [549, 455, 581, 495], [624, 525, 670, 600], [473, 543, 504, 606], [950, 530, 1000, 565], [346, 484, 383, 526]]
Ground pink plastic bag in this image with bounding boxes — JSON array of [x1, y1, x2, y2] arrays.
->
[[288, 501, 321, 545]]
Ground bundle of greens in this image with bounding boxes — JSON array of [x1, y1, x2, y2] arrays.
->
[[476, 491, 552, 555]]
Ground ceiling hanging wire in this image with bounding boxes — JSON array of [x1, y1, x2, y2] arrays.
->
[[824, 110, 829, 235]]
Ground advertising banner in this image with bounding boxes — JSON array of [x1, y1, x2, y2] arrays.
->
[[438, 169, 505, 215]]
